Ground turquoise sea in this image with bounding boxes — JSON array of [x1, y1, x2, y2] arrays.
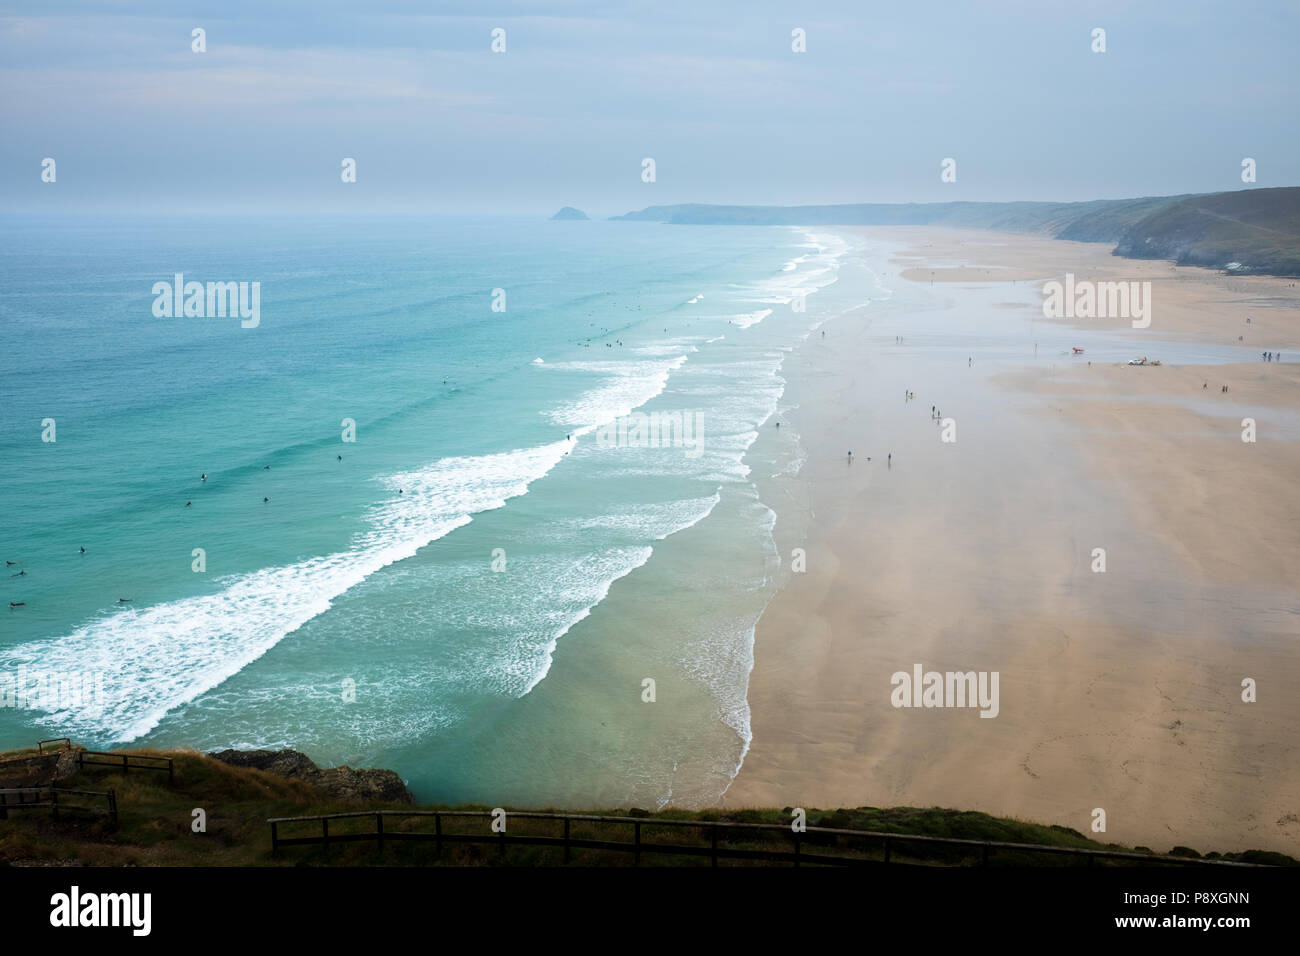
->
[[0, 215, 854, 807]]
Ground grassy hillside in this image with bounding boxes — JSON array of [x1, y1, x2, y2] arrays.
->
[[1113, 187, 1300, 275], [1, 746, 1294, 867]]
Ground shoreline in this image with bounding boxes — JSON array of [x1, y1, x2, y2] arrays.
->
[[729, 227, 1300, 854]]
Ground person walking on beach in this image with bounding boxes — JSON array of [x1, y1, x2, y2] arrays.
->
[[887, 453, 892, 467], [847, 451, 853, 463]]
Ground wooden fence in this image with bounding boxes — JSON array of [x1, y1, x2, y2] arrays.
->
[[0, 786, 118, 826], [76, 750, 174, 783], [24, 739, 174, 782], [267, 810, 1271, 868]]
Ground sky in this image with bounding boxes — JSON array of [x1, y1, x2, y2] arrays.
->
[[1, 0, 1296, 215]]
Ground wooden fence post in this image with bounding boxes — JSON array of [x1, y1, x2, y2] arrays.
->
[[710, 825, 718, 868], [376, 813, 384, 852], [563, 818, 570, 864], [435, 812, 442, 857], [634, 822, 641, 866], [271, 821, 279, 855]]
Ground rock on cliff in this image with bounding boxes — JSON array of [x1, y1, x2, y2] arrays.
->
[[208, 749, 414, 804]]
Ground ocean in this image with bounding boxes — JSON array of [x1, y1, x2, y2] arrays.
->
[[0, 214, 853, 808]]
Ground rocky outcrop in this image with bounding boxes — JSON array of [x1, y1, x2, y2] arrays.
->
[[550, 206, 589, 220], [208, 749, 414, 804]]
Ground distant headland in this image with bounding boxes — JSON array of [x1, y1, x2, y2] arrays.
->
[[610, 187, 1300, 277]]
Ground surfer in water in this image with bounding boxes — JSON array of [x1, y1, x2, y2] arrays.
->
[[263, 497, 270, 503], [10, 569, 26, 577], [9, 602, 24, 608], [201, 473, 207, 481], [185, 501, 192, 508], [118, 597, 132, 603], [80, 547, 85, 554]]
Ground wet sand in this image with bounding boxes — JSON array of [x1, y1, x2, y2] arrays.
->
[[728, 227, 1300, 855]]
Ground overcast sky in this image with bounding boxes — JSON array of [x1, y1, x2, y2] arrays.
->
[[2, 0, 1295, 215]]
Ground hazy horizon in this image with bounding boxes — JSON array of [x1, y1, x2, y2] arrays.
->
[[2, 0, 1297, 215]]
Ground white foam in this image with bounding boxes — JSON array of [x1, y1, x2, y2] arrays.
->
[[731, 309, 773, 330], [544, 356, 688, 428], [10, 441, 575, 742]]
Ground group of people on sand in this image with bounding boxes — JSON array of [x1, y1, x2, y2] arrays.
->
[[843, 387, 952, 469], [1262, 351, 1283, 362], [845, 450, 890, 467]]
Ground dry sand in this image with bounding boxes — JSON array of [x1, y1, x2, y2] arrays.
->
[[726, 227, 1300, 855]]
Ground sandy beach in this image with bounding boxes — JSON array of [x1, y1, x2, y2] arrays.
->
[[728, 227, 1300, 855]]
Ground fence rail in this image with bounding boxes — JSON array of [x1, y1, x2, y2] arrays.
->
[[266, 810, 1270, 868], [0, 786, 118, 825], [36, 738, 71, 753], [76, 750, 174, 783]]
